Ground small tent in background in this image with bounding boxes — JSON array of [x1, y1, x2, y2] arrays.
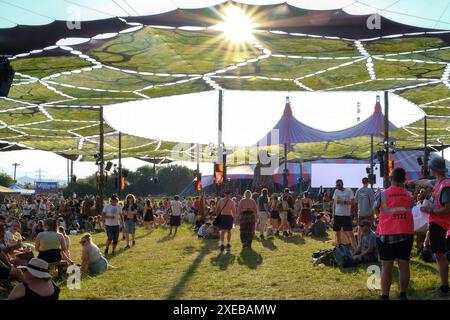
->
[[0, 185, 20, 202], [9, 185, 35, 195]]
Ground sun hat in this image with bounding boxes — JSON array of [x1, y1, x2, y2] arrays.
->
[[429, 157, 447, 174], [18, 258, 51, 279]]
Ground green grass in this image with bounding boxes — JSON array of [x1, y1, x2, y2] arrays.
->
[[2, 224, 447, 300]]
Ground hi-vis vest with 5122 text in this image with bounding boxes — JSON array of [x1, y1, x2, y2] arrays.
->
[[430, 178, 450, 230], [377, 187, 414, 235]]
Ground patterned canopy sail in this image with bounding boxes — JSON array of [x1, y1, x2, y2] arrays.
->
[[256, 98, 397, 147], [0, 1, 449, 162]]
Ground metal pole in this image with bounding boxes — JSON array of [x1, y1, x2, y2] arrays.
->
[[67, 158, 70, 185], [423, 116, 428, 178], [370, 134, 374, 189], [283, 143, 288, 189], [118, 131, 122, 197], [12, 163, 19, 182], [70, 160, 73, 180], [383, 91, 390, 188], [99, 107, 105, 212], [218, 90, 223, 195]]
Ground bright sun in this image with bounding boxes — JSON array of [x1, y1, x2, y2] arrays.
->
[[215, 6, 254, 43]]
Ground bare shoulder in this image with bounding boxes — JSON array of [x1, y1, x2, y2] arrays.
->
[[8, 282, 25, 300]]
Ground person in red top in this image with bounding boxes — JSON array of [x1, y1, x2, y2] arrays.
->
[[408, 157, 450, 296], [374, 167, 414, 300]]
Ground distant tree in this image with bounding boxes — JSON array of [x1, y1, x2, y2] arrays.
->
[[157, 165, 195, 195], [0, 173, 14, 187]]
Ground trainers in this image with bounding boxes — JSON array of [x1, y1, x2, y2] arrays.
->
[[260, 234, 265, 240], [439, 285, 449, 296], [283, 231, 289, 237], [398, 292, 408, 300], [380, 295, 390, 300], [125, 245, 130, 249], [226, 243, 231, 251], [104, 248, 109, 255], [220, 244, 225, 252]]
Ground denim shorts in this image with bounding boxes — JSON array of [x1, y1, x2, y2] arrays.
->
[[89, 257, 108, 275], [105, 225, 120, 244], [124, 219, 136, 234]]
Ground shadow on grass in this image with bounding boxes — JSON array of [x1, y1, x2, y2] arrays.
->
[[280, 235, 305, 245], [237, 249, 263, 269], [261, 238, 277, 251], [210, 252, 236, 271], [410, 260, 440, 274], [166, 241, 217, 299], [157, 235, 175, 243]]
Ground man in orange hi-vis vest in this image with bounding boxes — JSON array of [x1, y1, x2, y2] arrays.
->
[[374, 167, 414, 300], [408, 157, 450, 297]]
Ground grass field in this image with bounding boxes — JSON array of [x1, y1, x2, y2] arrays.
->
[[1, 224, 449, 300]]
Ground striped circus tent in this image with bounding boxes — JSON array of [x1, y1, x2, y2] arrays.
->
[[256, 98, 396, 147], [273, 162, 302, 188]]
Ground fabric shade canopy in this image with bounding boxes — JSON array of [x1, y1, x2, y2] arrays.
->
[[9, 185, 35, 195], [0, 1, 449, 163]]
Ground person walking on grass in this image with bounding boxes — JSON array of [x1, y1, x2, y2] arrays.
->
[[332, 179, 357, 251], [215, 191, 237, 252], [257, 188, 269, 240], [102, 195, 123, 256], [408, 157, 450, 296], [269, 194, 280, 236], [123, 194, 140, 248], [169, 195, 183, 236], [239, 190, 258, 250], [143, 199, 155, 231], [374, 168, 414, 300]]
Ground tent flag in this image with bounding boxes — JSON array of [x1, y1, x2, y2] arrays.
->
[[256, 99, 397, 147]]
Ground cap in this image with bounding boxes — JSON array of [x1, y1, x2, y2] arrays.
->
[[429, 157, 447, 174], [110, 194, 119, 200]]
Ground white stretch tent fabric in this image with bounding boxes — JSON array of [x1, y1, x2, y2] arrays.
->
[[104, 91, 423, 146]]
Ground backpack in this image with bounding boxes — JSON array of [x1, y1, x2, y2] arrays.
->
[[333, 244, 355, 267], [311, 220, 327, 237]]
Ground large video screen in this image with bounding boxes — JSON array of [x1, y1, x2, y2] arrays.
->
[[311, 163, 383, 188]]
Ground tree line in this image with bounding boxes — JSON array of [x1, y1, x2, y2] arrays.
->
[[63, 165, 195, 198]]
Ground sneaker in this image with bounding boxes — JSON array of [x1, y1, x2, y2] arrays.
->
[[275, 231, 280, 236], [260, 234, 265, 240], [125, 245, 130, 249], [226, 243, 231, 251], [132, 241, 136, 246], [220, 244, 225, 252], [438, 285, 449, 296], [398, 292, 408, 300], [104, 247, 109, 255], [380, 295, 390, 300], [111, 251, 115, 256], [283, 231, 289, 237]]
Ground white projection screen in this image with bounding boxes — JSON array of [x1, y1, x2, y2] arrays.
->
[[311, 163, 383, 188]]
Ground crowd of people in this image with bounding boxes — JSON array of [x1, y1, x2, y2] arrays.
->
[[0, 156, 449, 300]]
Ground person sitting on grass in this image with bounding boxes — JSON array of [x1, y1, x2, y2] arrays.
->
[[35, 218, 73, 265], [58, 226, 71, 259], [79, 233, 109, 275], [8, 258, 60, 300], [0, 225, 24, 291], [353, 220, 378, 264]]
